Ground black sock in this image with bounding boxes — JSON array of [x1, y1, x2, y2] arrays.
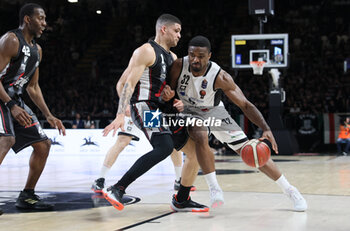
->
[[23, 189, 34, 194], [176, 184, 191, 202]]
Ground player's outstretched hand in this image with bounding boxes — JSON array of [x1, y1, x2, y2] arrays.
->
[[260, 130, 278, 154], [161, 85, 175, 102], [103, 114, 125, 137], [47, 115, 66, 136]]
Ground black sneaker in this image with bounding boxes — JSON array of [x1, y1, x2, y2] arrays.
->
[[170, 194, 209, 212], [0, 208, 3, 215], [91, 178, 105, 193], [15, 191, 54, 211], [174, 178, 196, 191], [103, 185, 125, 211]]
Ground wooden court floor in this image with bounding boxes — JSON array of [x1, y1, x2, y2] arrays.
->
[[1, 151, 349, 231]]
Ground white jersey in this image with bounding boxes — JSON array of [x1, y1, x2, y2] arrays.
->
[[176, 56, 222, 107], [176, 56, 248, 151]]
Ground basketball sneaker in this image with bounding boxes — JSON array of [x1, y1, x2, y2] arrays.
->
[[170, 194, 209, 212], [174, 178, 196, 191], [91, 177, 105, 193], [103, 185, 125, 211], [210, 188, 224, 208], [15, 190, 53, 211], [284, 186, 307, 212]]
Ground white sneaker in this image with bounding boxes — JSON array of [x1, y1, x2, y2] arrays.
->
[[285, 186, 307, 212], [210, 188, 224, 208]]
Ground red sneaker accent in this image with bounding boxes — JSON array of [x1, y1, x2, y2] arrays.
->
[[103, 192, 124, 211]]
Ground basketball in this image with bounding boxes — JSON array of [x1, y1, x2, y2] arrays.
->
[[240, 139, 271, 168]]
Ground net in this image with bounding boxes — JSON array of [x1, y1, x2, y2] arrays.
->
[[250, 61, 266, 75]]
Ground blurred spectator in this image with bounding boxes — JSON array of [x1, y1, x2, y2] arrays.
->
[[85, 115, 96, 129], [72, 113, 85, 129], [336, 117, 350, 155]]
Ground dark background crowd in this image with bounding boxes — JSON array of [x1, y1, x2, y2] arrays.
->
[[0, 0, 349, 151]]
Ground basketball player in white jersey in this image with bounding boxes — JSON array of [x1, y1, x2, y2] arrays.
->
[[165, 35, 307, 212]]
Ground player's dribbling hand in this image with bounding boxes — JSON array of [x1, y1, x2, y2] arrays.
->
[[103, 114, 125, 136], [11, 105, 32, 127], [161, 85, 175, 102], [259, 130, 278, 154], [47, 115, 66, 136]]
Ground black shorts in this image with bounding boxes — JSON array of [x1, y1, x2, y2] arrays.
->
[[0, 101, 48, 153], [170, 124, 190, 151], [131, 101, 171, 142]]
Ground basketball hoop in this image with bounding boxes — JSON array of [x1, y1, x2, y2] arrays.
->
[[250, 61, 266, 75]]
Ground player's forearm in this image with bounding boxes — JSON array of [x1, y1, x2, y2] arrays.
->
[[241, 102, 270, 131], [117, 82, 133, 115], [27, 86, 52, 118], [116, 81, 124, 97]]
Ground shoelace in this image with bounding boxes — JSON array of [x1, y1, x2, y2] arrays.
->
[[287, 188, 302, 202], [29, 193, 41, 201]]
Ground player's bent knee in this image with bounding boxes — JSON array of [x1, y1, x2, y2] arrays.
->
[[188, 128, 208, 144], [151, 134, 174, 158], [33, 139, 51, 155]]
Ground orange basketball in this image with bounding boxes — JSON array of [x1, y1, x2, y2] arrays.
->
[[240, 139, 271, 168]]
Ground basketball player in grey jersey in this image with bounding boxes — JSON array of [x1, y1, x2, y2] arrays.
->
[[0, 3, 65, 212], [165, 36, 307, 212]]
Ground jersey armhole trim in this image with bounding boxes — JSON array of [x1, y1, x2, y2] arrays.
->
[[213, 68, 221, 92]]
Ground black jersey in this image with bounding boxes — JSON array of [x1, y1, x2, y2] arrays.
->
[[131, 40, 174, 104], [0, 29, 40, 101]]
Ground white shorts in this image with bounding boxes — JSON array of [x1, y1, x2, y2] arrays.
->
[[184, 104, 248, 151], [118, 116, 140, 141]]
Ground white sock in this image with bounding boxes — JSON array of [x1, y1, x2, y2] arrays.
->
[[204, 172, 221, 191], [99, 165, 110, 179], [174, 166, 182, 181], [275, 174, 292, 193]]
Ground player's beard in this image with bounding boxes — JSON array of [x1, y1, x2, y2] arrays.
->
[[191, 63, 201, 72]]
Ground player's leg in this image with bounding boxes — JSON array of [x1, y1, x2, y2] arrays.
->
[[103, 133, 174, 210], [0, 136, 15, 164], [170, 149, 183, 188], [235, 144, 307, 211], [93, 116, 139, 192], [171, 138, 209, 212], [213, 106, 307, 211], [10, 104, 53, 210], [92, 134, 133, 193], [15, 138, 53, 210], [24, 139, 51, 189], [187, 123, 224, 208], [171, 150, 197, 191], [0, 103, 16, 165]]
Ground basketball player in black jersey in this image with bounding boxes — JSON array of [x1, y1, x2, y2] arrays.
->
[[102, 14, 208, 212], [0, 3, 66, 212]]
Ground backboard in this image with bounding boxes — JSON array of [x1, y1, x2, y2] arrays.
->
[[231, 33, 288, 69]]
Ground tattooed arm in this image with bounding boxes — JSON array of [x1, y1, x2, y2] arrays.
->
[[103, 43, 156, 136]]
